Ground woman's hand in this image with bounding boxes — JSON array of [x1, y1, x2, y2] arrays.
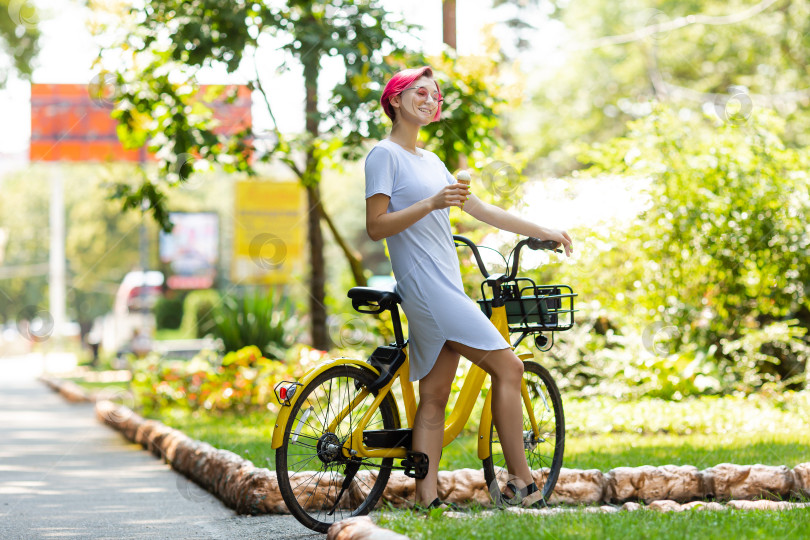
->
[[429, 183, 470, 210], [540, 228, 574, 257]]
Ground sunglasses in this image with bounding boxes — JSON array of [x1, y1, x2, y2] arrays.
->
[[401, 86, 443, 104]]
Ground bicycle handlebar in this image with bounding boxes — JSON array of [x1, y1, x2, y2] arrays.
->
[[508, 238, 562, 280], [453, 235, 562, 281], [453, 235, 492, 278]]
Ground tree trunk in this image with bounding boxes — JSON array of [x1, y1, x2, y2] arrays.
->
[[442, 0, 457, 49], [303, 54, 330, 351], [442, 0, 465, 171], [305, 183, 329, 350]]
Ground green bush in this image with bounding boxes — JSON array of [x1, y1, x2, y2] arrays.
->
[[212, 287, 297, 360], [181, 289, 221, 338], [154, 294, 184, 330], [544, 106, 810, 395], [131, 345, 291, 415]]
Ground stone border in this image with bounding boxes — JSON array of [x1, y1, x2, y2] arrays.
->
[[92, 400, 810, 508], [327, 516, 410, 540], [94, 400, 284, 514], [40, 379, 810, 537], [39, 375, 96, 403]]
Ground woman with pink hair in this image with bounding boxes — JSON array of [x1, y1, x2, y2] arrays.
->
[[364, 66, 573, 510]]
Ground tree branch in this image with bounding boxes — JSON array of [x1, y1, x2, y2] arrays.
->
[[319, 203, 368, 287], [253, 57, 304, 179], [571, 0, 780, 51]]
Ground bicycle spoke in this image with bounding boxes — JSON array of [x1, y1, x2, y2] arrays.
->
[[277, 365, 396, 532]]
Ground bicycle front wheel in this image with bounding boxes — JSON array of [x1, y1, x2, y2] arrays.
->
[[276, 364, 398, 533], [482, 360, 564, 505]]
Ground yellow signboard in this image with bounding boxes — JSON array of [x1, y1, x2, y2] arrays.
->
[[232, 180, 305, 284]]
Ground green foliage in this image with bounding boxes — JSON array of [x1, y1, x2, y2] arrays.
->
[[517, 0, 810, 174], [564, 391, 810, 436], [581, 106, 809, 388], [536, 316, 723, 400], [211, 287, 296, 360], [131, 345, 289, 415], [0, 0, 40, 87], [531, 105, 810, 396], [93, 0, 415, 226], [180, 289, 221, 339], [131, 343, 332, 416], [0, 164, 235, 325], [0, 166, 145, 325], [94, 1, 522, 350], [153, 294, 184, 330]]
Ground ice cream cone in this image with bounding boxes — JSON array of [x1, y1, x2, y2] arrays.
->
[[457, 170, 471, 209]]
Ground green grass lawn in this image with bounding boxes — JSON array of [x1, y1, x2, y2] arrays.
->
[[70, 378, 809, 537], [152, 408, 278, 467], [153, 328, 194, 340], [376, 506, 810, 540], [437, 431, 810, 471], [70, 380, 131, 391], [69, 376, 809, 472], [131, 393, 810, 472]]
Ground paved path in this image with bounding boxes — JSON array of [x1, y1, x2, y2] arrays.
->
[[0, 353, 322, 540]]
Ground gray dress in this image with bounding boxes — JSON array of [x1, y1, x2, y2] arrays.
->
[[364, 139, 510, 381]]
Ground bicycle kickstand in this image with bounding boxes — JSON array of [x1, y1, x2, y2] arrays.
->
[[326, 460, 362, 516]]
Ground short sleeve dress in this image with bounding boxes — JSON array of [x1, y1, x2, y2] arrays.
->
[[364, 139, 510, 382]]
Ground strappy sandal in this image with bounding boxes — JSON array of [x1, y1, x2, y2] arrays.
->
[[500, 481, 547, 508], [413, 498, 463, 514]]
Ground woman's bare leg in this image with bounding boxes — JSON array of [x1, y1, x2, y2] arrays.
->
[[412, 343, 460, 505], [445, 340, 534, 490]]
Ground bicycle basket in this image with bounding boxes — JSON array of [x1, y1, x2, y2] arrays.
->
[[478, 278, 577, 334]]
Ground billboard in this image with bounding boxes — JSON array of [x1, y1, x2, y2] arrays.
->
[[159, 212, 219, 290], [232, 181, 305, 285], [30, 84, 251, 162]]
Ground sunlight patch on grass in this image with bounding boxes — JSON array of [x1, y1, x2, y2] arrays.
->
[[377, 506, 810, 540]]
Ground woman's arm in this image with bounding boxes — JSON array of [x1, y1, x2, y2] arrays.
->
[[464, 194, 574, 256], [366, 184, 470, 241]]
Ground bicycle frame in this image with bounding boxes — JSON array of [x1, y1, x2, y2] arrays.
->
[[271, 300, 540, 462]]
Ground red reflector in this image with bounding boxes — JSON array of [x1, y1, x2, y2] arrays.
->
[[279, 387, 287, 400]]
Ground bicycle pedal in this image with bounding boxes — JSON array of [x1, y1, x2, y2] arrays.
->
[[402, 451, 429, 480]]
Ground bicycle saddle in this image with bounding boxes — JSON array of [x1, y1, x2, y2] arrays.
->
[[348, 287, 402, 313]]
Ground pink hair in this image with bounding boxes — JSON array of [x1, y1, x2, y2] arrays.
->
[[381, 66, 442, 122]]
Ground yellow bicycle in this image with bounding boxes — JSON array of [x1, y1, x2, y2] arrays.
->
[[272, 235, 576, 532]]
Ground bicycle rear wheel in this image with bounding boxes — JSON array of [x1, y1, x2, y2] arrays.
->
[[276, 364, 398, 533], [482, 360, 564, 505]]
